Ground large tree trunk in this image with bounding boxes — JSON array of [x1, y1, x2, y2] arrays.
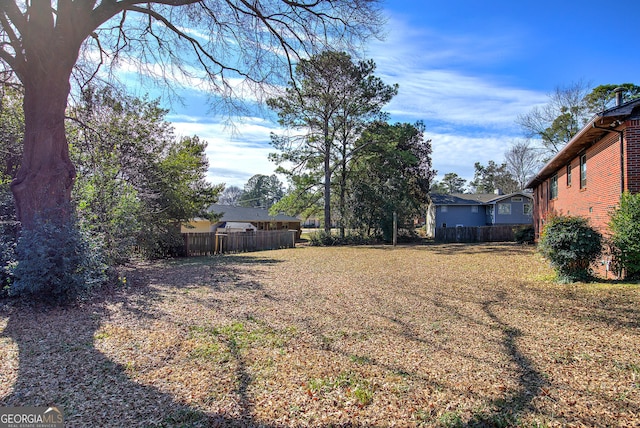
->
[[323, 124, 331, 234], [11, 77, 76, 229], [339, 157, 347, 239], [10, 8, 79, 230]]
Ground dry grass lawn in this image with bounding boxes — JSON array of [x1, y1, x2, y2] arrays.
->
[[1, 243, 639, 427]]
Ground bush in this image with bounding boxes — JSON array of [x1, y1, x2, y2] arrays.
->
[[514, 225, 535, 244], [609, 192, 640, 279], [538, 215, 602, 283], [9, 216, 107, 305], [308, 230, 379, 246], [0, 221, 18, 297], [0, 184, 18, 297], [308, 230, 340, 246]]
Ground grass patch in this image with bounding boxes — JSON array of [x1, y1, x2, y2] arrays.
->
[[307, 371, 375, 406]]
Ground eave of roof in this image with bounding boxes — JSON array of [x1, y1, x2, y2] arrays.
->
[[208, 204, 300, 222], [525, 99, 640, 189], [485, 191, 533, 204], [430, 191, 532, 205]]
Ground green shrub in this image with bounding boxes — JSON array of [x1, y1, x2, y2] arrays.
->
[[9, 216, 107, 305], [539, 215, 602, 283], [514, 225, 535, 244], [308, 230, 340, 246], [0, 184, 18, 296], [0, 221, 17, 297], [609, 191, 640, 279], [308, 230, 380, 246]]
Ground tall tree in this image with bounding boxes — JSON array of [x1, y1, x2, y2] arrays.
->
[[239, 174, 284, 209], [0, 1, 382, 230], [517, 81, 591, 156], [430, 172, 467, 194], [584, 83, 640, 113], [504, 139, 543, 190], [218, 185, 243, 206], [331, 56, 398, 237], [518, 82, 640, 160], [470, 160, 518, 194], [268, 51, 397, 233], [349, 121, 434, 240]]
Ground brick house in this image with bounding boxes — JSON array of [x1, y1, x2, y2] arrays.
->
[[526, 90, 640, 243]]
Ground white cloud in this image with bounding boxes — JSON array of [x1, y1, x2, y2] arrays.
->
[[359, 13, 549, 181], [368, 16, 547, 129], [159, 11, 551, 190], [169, 116, 281, 188], [429, 132, 512, 182]]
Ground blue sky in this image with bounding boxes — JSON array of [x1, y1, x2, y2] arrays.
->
[[163, 0, 640, 189]]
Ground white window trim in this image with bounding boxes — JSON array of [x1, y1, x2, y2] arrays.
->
[[497, 203, 511, 215]]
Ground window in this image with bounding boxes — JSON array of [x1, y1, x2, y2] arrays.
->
[[471, 205, 478, 213], [524, 203, 532, 215], [580, 154, 587, 188], [498, 203, 511, 215], [441, 206, 448, 213], [566, 164, 572, 186], [550, 174, 558, 199], [512, 197, 523, 202]]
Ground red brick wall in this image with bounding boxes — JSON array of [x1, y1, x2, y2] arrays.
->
[[531, 117, 640, 277], [535, 132, 621, 237], [626, 119, 640, 193]]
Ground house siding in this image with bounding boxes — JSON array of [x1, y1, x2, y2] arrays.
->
[[436, 205, 487, 228], [492, 197, 533, 225]]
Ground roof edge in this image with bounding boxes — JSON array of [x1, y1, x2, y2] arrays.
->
[[525, 98, 640, 189]]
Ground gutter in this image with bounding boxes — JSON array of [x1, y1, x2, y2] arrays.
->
[[524, 114, 602, 189]]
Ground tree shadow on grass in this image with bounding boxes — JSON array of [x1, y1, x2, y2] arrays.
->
[[532, 280, 640, 331], [426, 242, 536, 257], [0, 262, 280, 427], [411, 288, 548, 427], [461, 294, 548, 427]]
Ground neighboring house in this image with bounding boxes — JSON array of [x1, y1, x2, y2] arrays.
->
[[426, 191, 533, 238], [525, 92, 640, 240], [181, 204, 302, 238]]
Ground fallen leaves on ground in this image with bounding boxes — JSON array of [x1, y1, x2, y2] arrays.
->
[[1, 243, 638, 427]]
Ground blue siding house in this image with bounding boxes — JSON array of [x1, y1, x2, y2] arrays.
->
[[426, 191, 533, 238]]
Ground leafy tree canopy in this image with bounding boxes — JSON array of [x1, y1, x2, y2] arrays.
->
[[470, 160, 519, 194], [518, 81, 640, 158], [239, 174, 284, 209], [68, 86, 222, 261], [268, 50, 397, 232], [430, 172, 467, 194], [349, 121, 434, 240]]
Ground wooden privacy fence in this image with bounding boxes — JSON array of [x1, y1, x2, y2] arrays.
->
[[435, 225, 517, 243], [182, 230, 297, 256]]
